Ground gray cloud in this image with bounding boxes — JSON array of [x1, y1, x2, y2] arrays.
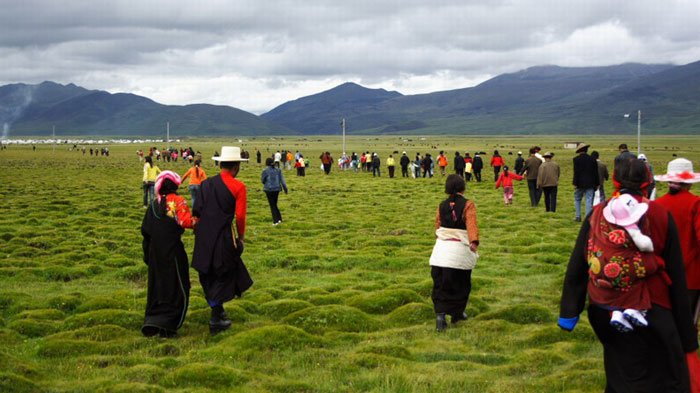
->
[[1, 0, 699, 113]]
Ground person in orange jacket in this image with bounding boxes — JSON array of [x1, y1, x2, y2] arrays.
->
[[490, 150, 505, 182], [437, 151, 448, 176], [495, 166, 523, 205]]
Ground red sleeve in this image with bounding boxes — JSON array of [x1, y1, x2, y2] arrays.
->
[[233, 181, 247, 238], [220, 172, 248, 239], [512, 173, 523, 181], [490, 157, 496, 166], [694, 198, 700, 245], [167, 194, 194, 229]]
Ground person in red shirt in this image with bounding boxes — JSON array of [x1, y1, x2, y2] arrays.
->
[[490, 150, 505, 181], [495, 166, 523, 205], [192, 146, 253, 334], [654, 158, 700, 322]]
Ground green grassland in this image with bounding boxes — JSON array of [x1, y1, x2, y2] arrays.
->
[[0, 135, 698, 392]]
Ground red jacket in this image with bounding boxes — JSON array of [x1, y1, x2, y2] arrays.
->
[[491, 156, 505, 167], [495, 172, 523, 188], [656, 190, 700, 289]]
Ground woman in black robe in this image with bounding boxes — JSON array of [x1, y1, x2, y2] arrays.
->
[[559, 159, 697, 392], [141, 171, 194, 337]]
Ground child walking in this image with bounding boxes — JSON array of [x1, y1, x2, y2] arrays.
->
[[495, 166, 523, 205]]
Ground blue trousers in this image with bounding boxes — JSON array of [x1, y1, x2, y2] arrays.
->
[[574, 187, 595, 219]]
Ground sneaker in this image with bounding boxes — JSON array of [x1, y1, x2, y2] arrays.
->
[[610, 310, 633, 333], [272, 222, 279, 226], [623, 309, 648, 328], [573, 217, 582, 222]]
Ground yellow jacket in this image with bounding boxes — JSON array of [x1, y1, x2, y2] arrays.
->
[[143, 163, 161, 182], [387, 157, 395, 166]]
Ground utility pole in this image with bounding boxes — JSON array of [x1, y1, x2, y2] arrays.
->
[[52, 125, 55, 153], [166, 121, 170, 144], [636, 110, 641, 155]]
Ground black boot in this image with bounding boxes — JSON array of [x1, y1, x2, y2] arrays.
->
[[451, 312, 468, 325], [209, 306, 232, 334], [436, 313, 447, 332]]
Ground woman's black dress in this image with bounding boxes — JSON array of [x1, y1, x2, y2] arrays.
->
[[141, 201, 190, 336]]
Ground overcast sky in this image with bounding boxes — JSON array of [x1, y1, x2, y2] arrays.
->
[[1, 0, 699, 114]]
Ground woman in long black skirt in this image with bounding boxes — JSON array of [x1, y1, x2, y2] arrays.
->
[[429, 174, 480, 331], [141, 171, 195, 337]]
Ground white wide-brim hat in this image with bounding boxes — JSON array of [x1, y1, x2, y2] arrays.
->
[[654, 158, 700, 183], [603, 194, 649, 227], [213, 146, 248, 162]]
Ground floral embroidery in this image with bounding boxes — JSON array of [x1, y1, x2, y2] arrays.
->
[[608, 229, 626, 245], [588, 214, 657, 292], [603, 262, 621, 279], [166, 200, 177, 218]]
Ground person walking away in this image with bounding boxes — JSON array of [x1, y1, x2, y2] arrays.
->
[[256, 149, 261, 164], [262, 158, 288, 225], [537, 152, 560, 212], [559, 158, 697, 392], [296, 154, 306, 176], [572, 143, 600, 222], [320, 151, 333, 175], [522, 148, 542, 207], [400, 151, 410, 177], [591, 151, 609, 202], [495, 166, 523, 205], [413, 154, 422, 178], [638, 153, 656, 199], [387, 154, 396, 178], [192, 146, 253, 334], [514, 151, 525, 175], [286, 151, 293, 170], [141, 171, 195, 337], [490, 150, 505, 181], [143, 156, 161, 208], [181, 159, 207, 208], [472, 154, 483, 182], [437, 151, 448, 176], [454, 151, 465, 178], [429, 174, 479, 331], [372, 153, 381, 177], [654, 158, 700, 323], [464, 153, 473, 181], [422, 154, 433, 178], [274, 151, 282, 168], [614, 143, 636, 169]]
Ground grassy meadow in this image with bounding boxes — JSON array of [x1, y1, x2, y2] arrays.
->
[[0, 135, 698, 393]]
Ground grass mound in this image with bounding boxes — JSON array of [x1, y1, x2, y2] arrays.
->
[[357, 344, 413, 360], [7, 319, 61, 337], [264, 380, 315, 393], [64, 309, 142, 330], [386, 302, 433, 326], [346, 289, 424, 314], [167, 363, 249, 389], [478, 303, 554, 325], [97, 382, 165, 393], [0, 372, 40, 393], [259, 299, 314, 317], [48, 292, 84, 312], [209, 325, 323, 356], [282, 305, 382, 334]]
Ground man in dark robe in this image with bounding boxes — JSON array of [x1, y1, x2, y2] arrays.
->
[[192, 146, 253, 334]]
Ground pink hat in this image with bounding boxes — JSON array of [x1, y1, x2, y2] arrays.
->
[[154, 170, 181, 202], [603, 194, 648, 227], [654, 158, 700, 184]]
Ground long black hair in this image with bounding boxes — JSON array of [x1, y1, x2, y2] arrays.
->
[[194, 159, 201, 177], [145, 155, 153, 167]]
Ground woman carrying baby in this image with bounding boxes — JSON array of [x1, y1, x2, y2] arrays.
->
[[558, 158, 697, 392]]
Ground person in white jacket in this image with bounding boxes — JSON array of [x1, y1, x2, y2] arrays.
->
[[429, 174, 480, 331]]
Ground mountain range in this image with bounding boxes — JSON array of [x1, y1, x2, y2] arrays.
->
[[2, 60, 699, 136]]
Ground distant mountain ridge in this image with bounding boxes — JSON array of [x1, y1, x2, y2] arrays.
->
[[263, 62, 699, 135], [0, 82, 290, 136], [2, 61, 699, 137]]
